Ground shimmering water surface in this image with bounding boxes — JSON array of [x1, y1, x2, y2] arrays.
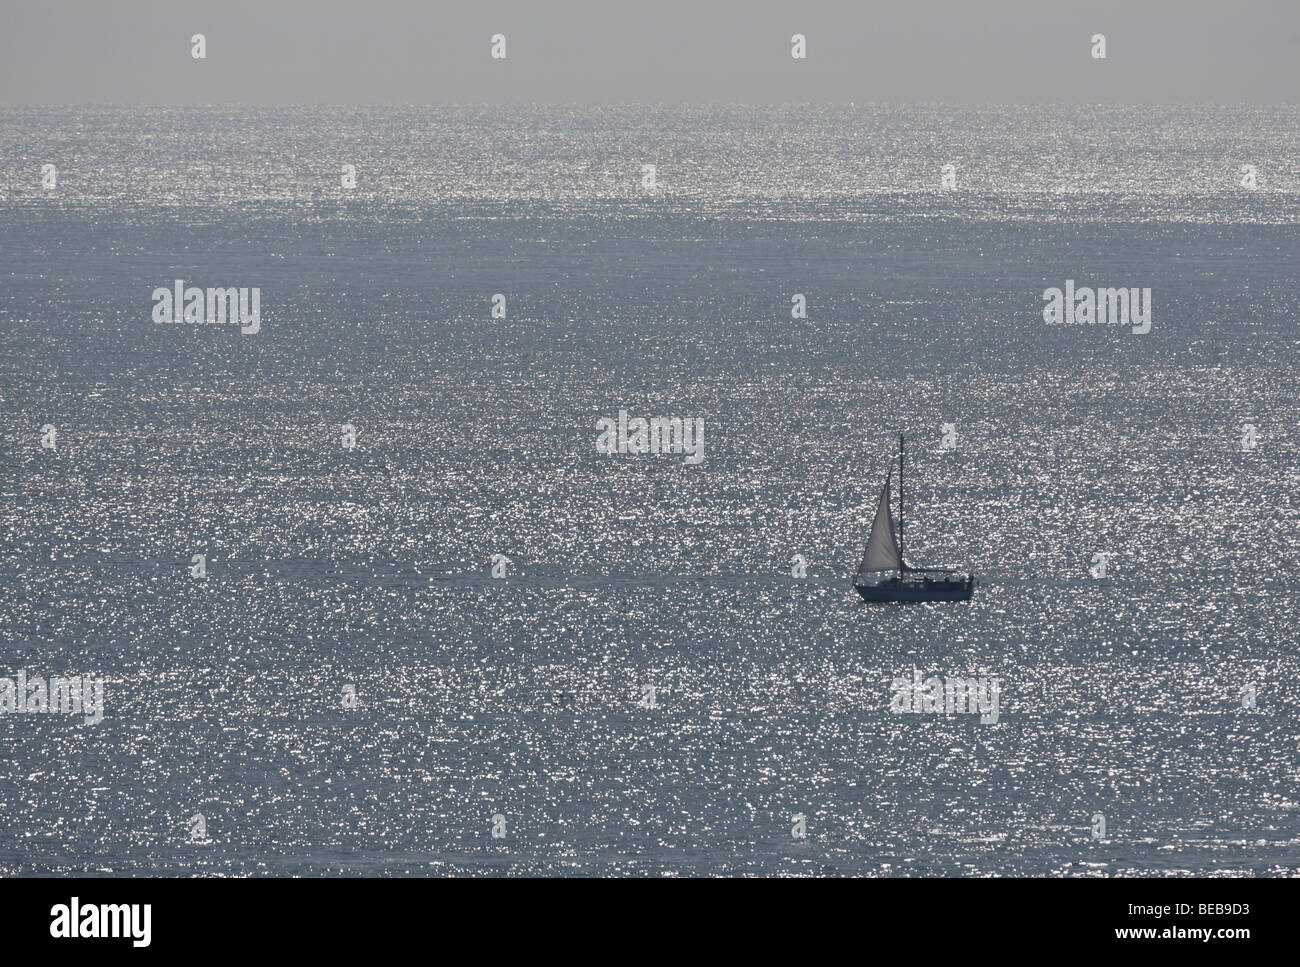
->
[[2, 107, 1299, 875]]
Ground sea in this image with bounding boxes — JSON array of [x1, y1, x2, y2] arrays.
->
[[1, 105, 1298, 875]]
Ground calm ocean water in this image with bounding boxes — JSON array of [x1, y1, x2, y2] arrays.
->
[[2, 106, 1299, 875]]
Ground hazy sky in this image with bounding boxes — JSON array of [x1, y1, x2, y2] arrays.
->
[[2, 0, 1298, 104]]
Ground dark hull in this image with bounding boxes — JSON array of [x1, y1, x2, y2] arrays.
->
[[854, 576, 975, 603]]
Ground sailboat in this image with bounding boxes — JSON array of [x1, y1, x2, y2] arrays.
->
[[853, 434, 976, 603]]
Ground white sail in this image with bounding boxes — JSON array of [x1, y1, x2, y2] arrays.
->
[[858, 476, 903, 572]]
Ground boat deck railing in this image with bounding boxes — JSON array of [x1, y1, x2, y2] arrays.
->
[[855, 570, 975, 586]]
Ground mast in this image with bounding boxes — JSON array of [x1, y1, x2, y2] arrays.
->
[[898, 433, 905, 569]]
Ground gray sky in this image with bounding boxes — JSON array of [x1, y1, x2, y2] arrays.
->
[[2, 0, 1298, 104]]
